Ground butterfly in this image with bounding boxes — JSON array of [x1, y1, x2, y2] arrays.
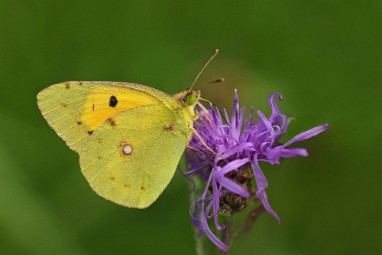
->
[[37, 81, 201, 208], [37, 50, 219, 208]]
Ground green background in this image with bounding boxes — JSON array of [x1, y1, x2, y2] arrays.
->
[[0, 1, 380, 254]]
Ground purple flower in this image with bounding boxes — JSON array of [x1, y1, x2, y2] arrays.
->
[[185, 90, 329, 252]]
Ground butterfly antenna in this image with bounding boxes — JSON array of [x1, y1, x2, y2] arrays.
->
[[189, 49, 220, 91], [197, 77, 225, 90]]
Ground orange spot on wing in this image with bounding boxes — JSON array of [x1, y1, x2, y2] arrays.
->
[[81, 87, 159, 131]]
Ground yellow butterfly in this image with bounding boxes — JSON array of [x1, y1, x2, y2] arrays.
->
[[38, 81, 200, 208], [37, 50, 219, 209]]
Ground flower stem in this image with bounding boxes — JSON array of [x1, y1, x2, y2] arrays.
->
[[234, 204, 265, 240], [220, 214, 234, 255], [192, 176, 217, 255]]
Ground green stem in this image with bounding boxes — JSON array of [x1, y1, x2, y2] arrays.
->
[[191, 177, 214, 255], [220, 214, 234, 255], [234, 204, 265, 240]]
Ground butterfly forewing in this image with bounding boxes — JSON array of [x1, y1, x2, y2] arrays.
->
[[37, 81, 167, 152]]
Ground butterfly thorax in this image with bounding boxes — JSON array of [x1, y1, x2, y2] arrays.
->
[[172, 89, 200, 138]]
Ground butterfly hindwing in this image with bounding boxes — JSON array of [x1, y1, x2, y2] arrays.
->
[[79, 104, 188, 208]]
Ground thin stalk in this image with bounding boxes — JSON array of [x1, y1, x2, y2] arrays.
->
[[234, 204, 265, 240], [192, 177, 216, 255], [220, 214, 234, 255]]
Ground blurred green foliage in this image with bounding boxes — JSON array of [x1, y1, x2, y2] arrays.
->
[[0, 1, 381, 254]]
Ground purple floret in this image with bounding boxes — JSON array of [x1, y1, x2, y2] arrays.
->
[[185, 90, 328, 252]]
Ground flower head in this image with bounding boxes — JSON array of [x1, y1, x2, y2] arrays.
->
[[185, 90, 329, 252]]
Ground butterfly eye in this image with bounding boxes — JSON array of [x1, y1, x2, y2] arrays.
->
[[185, 94, 197, 106]]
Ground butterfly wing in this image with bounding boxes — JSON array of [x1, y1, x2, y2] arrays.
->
[[37, 81, 171, 152], [79, 103, 188, 208], [38, 81, 192, 208]]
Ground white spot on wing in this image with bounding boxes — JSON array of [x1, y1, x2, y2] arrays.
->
[[119, 141, 133, 157], [123, 144, 132, 155]]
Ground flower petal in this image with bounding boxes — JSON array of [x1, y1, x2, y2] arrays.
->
[[211, 180, 225, 231], [265, 147, 308, 164], [219, 143, 254, 161], [201, 213, 228, 252], [284, 123, 329, 147], [257, 110, 274, 137], [218, 158, 250, 175], [279, 148, 308, 158], [252, 156, 281, 223], [269, 93, 283, 119], [218, 176, 250, 198]]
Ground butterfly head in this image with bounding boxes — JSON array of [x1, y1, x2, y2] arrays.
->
[[174, 89, 201, 108], [184, 89, 201, 107]]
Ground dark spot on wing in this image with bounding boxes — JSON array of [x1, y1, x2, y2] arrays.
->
[[92, 103, 95, 111], [140, 186, 145, 190], [76, 121, 82, 125], [164, 123, 175, 132], [109, 176, 115, 181], [108, 118, 116, 127], [87, 130, 94, 135], [109, 95, 118, 107], [61, 103, 68, 107]]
